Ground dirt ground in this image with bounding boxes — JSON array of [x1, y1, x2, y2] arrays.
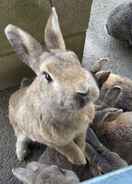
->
[[0, 87, 46, 184]]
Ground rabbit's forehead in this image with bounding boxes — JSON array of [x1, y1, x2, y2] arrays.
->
[[45, 62, 90, 82], [39, 51, 93, 84], [39, 50, 80, 70]]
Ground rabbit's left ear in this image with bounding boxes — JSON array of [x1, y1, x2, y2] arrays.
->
[[12, 168, 36, 184], [5, 24, 43, 74], [45, 7, 66, 51]]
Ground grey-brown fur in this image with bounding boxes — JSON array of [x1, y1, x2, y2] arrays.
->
[[90, 59, 132, 111], [13, 162, 79, 184], [37, 129, 127, 181], [5, 7, 99, 165], [96, 72, 132, 111], [106, 2, 132, 46], [92, 107, 132, 164], [12, 127, 127, 184]]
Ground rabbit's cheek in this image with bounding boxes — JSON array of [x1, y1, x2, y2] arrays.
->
[[89, 86, 100, 102]]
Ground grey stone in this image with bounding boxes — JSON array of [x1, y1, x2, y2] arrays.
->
[[83, 0, 132, 79]]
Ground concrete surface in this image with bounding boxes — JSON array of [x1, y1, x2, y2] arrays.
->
[[83, 0, 132, 79], [0, 87, 46, 184], [0, 0, 92, 90]]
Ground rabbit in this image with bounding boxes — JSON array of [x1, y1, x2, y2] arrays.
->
[[89, 58, 132, 111], [85, 128, 127, 171], [5, 7, 99, 165], [37, 128, 127, 182], [90, 58, 111, 89], [106, 2, 132, 46], [96, 71, 132, 111], [92, 107, 132, 164], [90, 63, 132, 111], [12, 162, 79, 184]]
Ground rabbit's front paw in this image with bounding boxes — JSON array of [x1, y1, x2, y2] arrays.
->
[[16, 135, 29, 161], [68, 151, 87, 165], [16, 148, 28, 161]]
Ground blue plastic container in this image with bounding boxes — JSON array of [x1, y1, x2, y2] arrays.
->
[[81, 166, 132, 184]]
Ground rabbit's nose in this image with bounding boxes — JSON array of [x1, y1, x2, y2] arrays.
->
[[77, 91, 89, 99]]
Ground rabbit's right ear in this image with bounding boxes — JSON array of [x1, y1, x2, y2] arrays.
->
[[44, 7, 66, 51], [5, 24, 43, 74], [103, 86, 122, 106], [12, 168, 36, 184]]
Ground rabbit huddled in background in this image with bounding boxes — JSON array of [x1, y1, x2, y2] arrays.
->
[[106, 2, 132, 46], [90, 58, 132, 111], [5, 7, 99, 165], [89, 59, 132, 164], [13, 162, 79, 184], [96, 71, 132, 111], [92, 107, 132, 164]]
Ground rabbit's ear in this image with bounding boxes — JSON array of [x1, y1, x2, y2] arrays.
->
[[103, 109, 123, 122], [91, 58, 110, 74], [94, 108, 123, 127], [95, 71, 111, 88], [45, 7, 66, 51], [5, 24, 43, 74], [12, 168, 36, 184], [103, 86, 122, 106]]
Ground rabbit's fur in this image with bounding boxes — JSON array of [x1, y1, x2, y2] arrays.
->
[[106, 2, 132, 46], [13, 162, 79, 184], [5, 7, 99, 164], [96, 72, 132, 111], [12, 129, 127, 184], [92, 107, 132, 164], [90, 58, 132, 111], [38, 129, 127, 181]]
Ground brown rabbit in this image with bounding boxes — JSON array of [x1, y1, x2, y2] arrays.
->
[[92, 107, 132, 164], [90, 58, 132, 111], [5, 7, 99, 164], [95, 71, 132, 111], [90, 59, 132, 111], [13, 162, 79, 184]]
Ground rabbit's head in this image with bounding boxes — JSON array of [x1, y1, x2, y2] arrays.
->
[[13, 162, 79, 184], [5, 7, 99, 111]]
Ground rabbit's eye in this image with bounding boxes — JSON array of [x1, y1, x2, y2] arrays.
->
[[42, 72, 53, 82]]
